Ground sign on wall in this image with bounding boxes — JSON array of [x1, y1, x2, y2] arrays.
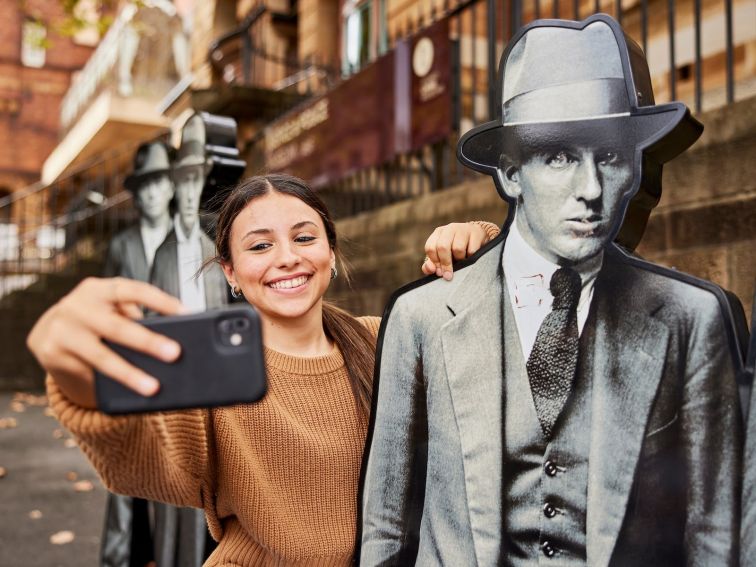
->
[[264, 19, 451, 188]]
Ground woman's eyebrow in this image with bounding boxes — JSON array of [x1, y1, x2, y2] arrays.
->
[[291, 221, 318, 230], [241, 221, 317, 241], [241, 228, 271, 240]]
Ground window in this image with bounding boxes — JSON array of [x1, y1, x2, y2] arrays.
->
[[21, 19, 47, 68], [343, 0, 372, 75]]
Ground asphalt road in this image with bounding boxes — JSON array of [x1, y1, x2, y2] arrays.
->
[[0, 391, 107, 567]]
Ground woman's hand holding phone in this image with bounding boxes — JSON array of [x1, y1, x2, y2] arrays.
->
[[27, 277, 186, 409]]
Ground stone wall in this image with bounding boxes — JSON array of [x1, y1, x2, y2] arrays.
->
[[328, 96, 756, 328]]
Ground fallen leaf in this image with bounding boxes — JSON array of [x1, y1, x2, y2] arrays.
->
[[65, 471, 78, 482], [0, 466, 6, 478], [13, 393, 47, 406], [50, 530, 75, 545], [28, 510, 43, 520], [10, 401, 25, 413], [52, 429, 64, 439], [0, 417, 18, 429], [63, 439, 77, 448], [73, 480, 93, 492]]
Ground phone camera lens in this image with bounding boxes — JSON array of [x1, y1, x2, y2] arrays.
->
[[233, 318, 250, 331]]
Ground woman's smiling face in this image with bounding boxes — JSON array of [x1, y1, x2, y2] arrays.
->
[[222, 190, 335, 324]]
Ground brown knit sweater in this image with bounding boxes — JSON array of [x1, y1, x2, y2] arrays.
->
[[48, 316, 381, 566]]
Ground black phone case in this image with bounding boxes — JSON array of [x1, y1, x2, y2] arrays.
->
[[94, 306, 267, 415]]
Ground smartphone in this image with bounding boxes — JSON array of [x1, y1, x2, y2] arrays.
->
[[94, 306, 267, 415]]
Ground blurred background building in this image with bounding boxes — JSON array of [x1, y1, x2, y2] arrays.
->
[[0, 0, 754, 387]]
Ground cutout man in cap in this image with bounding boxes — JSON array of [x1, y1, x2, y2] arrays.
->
[[361, 15, 743, 566], [101, 140, 175, 567]]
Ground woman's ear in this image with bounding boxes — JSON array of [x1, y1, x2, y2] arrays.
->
[[220, 262, 236, 288]]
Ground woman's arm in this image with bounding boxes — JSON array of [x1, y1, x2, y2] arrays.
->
[[47, 377, 213, 509], [28, 278, 212, 508]]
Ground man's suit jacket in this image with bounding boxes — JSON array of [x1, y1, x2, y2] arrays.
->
[[360, 238, 742, 567], [103, 225, 150, 281], [149, 228, 228, 310]]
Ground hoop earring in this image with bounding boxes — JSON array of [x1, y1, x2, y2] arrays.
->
[[230, 285, 243, 299], [330, 266, 338, 280]]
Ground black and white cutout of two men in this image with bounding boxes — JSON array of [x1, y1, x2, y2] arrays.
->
[[100, 113, 237, 566], [361, 14, 745, 566]]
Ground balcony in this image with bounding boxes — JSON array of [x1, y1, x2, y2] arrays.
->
[[193, 5, 338, 122], [41, 0, 188, 184]]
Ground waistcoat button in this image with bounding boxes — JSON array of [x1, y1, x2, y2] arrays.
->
[[541, 541, 556, 557], [544, 461, 558, 476]]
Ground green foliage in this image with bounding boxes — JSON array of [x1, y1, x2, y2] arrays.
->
[[21, 0, 137, 46]]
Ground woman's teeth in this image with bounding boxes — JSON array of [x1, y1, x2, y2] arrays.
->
[[269, 275, 309, 289]]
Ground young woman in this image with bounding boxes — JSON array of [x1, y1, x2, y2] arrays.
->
[[27, 174, 498, 565]]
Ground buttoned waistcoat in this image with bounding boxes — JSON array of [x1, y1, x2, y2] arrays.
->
[[360, 237, 742, 567]]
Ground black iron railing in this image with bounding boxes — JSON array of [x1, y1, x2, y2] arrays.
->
[[208, 4, 339, 96], [0, 143, 143, 299]]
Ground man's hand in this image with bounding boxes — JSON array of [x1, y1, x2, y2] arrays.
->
[[422, 222, 492, 281], [27, 277, 186, 409]]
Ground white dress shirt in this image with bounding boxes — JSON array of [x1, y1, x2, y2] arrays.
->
[[174, 215, 206, 312], [502, 218, 603, 361], [140, 219, 172, 269]]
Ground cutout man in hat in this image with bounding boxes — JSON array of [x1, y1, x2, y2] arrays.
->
[[101, 139, 174, 567], [147, 114, 227, 567], [149, 113, 228, 311], [104, 140, 175, 281], [361, 15, 742, 566]]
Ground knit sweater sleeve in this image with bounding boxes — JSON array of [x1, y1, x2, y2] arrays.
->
[[470, 220, 501, 242], [46, 375, 213, 509]]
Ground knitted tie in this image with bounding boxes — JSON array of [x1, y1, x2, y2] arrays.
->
[[526, 267, 582, 438]]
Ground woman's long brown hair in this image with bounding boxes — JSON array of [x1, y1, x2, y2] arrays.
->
[[211, 174, 375, 417]]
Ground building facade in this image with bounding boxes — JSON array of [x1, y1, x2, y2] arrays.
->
[[0, 0, 753, 320], [0, 0, 94, 211]]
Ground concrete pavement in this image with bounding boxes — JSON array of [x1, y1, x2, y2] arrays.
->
[[0, 391, 107, 567]]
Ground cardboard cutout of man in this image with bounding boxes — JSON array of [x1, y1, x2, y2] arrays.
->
[[104, 141, 175, 280], [149, 113, 228, 311], [742, 294, 756, 557], [361, 15, 743, 566], [101, 140, 174, 567], [147, 115, 228, 567]]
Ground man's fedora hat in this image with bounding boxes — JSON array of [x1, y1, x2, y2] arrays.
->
[[173, 113, 212, 172], [124, 141, 173, 192], [458, 15, 703, 199]]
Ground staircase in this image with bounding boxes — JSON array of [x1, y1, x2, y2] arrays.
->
[[0, 257, 104, 391]]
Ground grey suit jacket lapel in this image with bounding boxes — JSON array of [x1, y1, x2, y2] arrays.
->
[[125, 227, 149, 282], [200, 232, 227, 309], [159, 230, 180, 299], [585, 249, 670, 567], [441, 242, 505, 566]]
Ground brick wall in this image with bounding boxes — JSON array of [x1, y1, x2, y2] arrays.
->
[[0, 1, 93, 195], [328, 95, 756, 328]]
